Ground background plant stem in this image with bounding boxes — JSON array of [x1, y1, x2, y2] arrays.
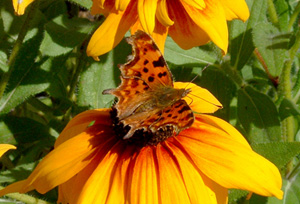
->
[[0, 0, 39, 99]]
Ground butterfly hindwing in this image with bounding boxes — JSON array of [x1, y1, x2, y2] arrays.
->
[[149, 100, 194, 133]]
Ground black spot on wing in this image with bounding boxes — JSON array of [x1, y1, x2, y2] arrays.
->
[[143, 67, 149, 73], [152, 56, 165, 68], [144, 60, 149, 65], [148, 76, 154, 82], [178, 106, 190, 114]]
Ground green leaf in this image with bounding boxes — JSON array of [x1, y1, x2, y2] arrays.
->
[[0, 31, 49, 115], [279, 98, 300, 120], [229, 0, 267, 70], [253, 22, 290, 77], [278, 168, 300, 204], [198, 68, 236, 121], [164, 36, 219, 66], [237, 86, 281, 143], [78, 39, 131, 109], [69, 0, 93, 9], [275, 0, 289, 32], [251, 142, 300, 168], [40, 14, 95, 56], [228, 189, 248, 204]]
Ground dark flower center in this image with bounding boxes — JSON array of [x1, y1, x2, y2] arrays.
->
[[110, 108, 175, 147]]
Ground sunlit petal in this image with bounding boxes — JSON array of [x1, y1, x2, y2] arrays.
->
[[138, 0, 158, 34], [181, 0, 228, 53], [129, 147, 159, 203], [168, 2, 211, 50], [220, 0, 250, 21], [156, 0, 174, 27], [0, 144, 16, 157], [174, 82, 222, 113], [12, 0, 35, 15], [182, 0, 206, 10], [178, 120, 283, 199], [87, 1, 138, 60]]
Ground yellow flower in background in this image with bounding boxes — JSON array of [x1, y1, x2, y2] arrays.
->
[[0, 144, 16, 157], [11, 0, 249, 60], [87, 0, 249, 60], [0, 82, 282, 203], [12, 0, 35, 15]]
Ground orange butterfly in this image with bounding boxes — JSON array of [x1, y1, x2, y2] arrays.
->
[[103, 31, 194, 139]]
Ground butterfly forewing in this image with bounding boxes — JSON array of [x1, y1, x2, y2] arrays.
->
[[121, 31, 173, 89]]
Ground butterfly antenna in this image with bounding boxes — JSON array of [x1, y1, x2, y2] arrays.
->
[[184, 64, 211, 91], [189, 92, 223, 108], [186, 95, 194, 106]]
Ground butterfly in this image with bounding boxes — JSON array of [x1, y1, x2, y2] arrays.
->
[[103, 30, 194, 139]]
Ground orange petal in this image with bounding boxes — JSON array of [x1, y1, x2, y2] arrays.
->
[[177, 120, 283, 199], [87, 1, 138, 60], [0, 144, 16, 157], [156, 0, 174, 27], [174, 82, 222, 113], [77, 141, 128, 204], [137, 0, 158, 34], [115, 0, 130, 11], [168, 1, 211, 50], [55, 109, 111, 147], [151, 20, 168, 54], [23, 125, 112, 194], [155, 144, 191, 203], [163, 141, 220, 203], [129, 147, 159, 204], [220, 0, 250, 21], [181, 0, 228, 54], [12, 0, 35, 15]]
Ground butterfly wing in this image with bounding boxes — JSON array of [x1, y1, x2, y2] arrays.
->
[[120, 30, 173, 89], [149, 100, 194, 134]]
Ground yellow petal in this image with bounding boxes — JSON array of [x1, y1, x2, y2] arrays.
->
[[0, 144, 16, 157], [220, 0, 250, 21], [196, 114, 251, 147], [151, 20, 168, 54], [174, 82, 222, 113], [115, 0, 130, 11], [168, 2, 211, 50], [178, 120, 283, 199], [181, 0, 228, 54], [163, 141, 219, 203], [77, 141, 127, 204], [55, 109, 111, 147], [87, 1, 137, 60], [130, 147, 159, 204], [137, 0, 158, 34], [12, 0, 35, 15], [156, 144, 191, 203], [156, 0, 174, 27], [58, 156, 101, 203], [181, 0, 206, 10], [26, 126, 112, 194]]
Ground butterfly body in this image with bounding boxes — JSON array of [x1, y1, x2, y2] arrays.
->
[[103, 31, 194, 139]]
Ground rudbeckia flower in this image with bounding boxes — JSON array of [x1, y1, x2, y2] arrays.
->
[[87, 0, 250, 60], [0, 82, 283, 203], [12, 0, 35, 15], [0, 144, 16, 157]]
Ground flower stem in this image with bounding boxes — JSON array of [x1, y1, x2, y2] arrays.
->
[[0, 1, 39, 99], [0, 186, 51, 204], [278, 29, 300, 174], [267, 0, 279, 27], [288, 1, 300, 31]]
